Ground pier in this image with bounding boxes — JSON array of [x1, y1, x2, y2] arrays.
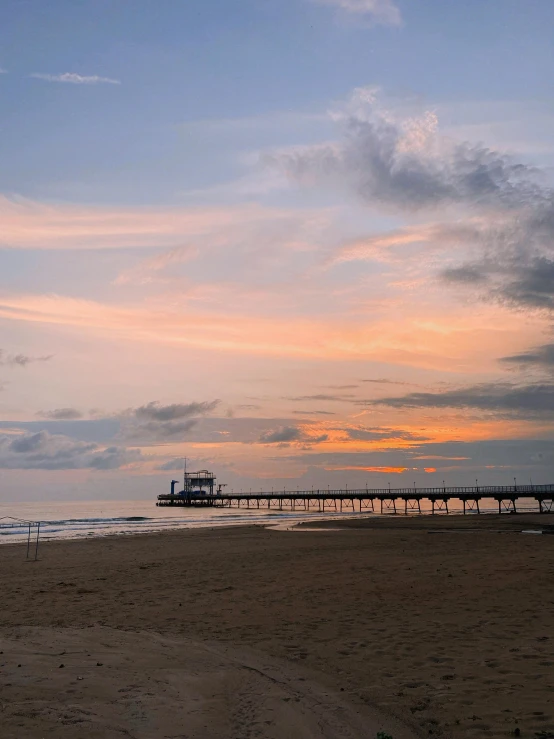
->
[[157, 483, 554, 514]]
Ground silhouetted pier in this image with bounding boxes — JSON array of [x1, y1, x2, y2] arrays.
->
[[157, 484, 554, 514]]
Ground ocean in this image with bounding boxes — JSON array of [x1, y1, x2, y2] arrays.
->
[[0, 496, 542, 544]]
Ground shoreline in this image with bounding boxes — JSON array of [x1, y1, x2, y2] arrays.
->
[[2, 517, 554, 737], [1, 506, 553, 548]]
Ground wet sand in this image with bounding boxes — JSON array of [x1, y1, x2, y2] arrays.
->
[[1, 514, 553, 738]]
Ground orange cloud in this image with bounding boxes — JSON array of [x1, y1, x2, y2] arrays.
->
[[0, 292, 545, 373], [329, 219, 489, 266], [324, 465, 409, 473]]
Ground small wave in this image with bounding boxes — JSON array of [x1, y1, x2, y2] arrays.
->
[[122, 516, 150, 522]]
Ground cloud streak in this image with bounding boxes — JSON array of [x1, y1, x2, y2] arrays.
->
[[500, 343, 554, 370], [38, 408, 84, 421], [30, 72, 120, 85], [371, 382, 554, 417], [0, 291, 537, 371], [1, 351, 53, 367], [0, 198, 329, 252], [312, 0, 401, 25]]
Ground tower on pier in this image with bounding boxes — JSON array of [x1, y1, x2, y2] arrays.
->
[[182, 469, 216, 497]]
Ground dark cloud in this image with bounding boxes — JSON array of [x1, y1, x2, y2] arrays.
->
[[500, 257, 554, 310], [439, 203, 554, 312], [10, 433, 47, 454], [37, 408, 83, 420], [312, 434, 329, 443], [0, 431, 140, 470], [371, 382, 554, 417], [132, 419, 199, 439], [442, 266, 489, 284], [346, 427, 428, 441], [291, 410, 336, 415], [134, 400, 219, 422], [325, 384, 359, 389], [259, 426, 302, 444], [500, 343, 554, 369], [258, 425, 330, 447], [88, 446, 141, 470], [361, 378, 411, 385], [124, 399, 220, 440], [258, 426, 329, 448]]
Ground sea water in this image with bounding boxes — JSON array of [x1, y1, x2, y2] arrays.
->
[[0, 496, 541, 544]]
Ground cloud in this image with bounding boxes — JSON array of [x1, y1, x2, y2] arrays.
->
[[5, 353, 53, 367], [499, 257, 554, 310], [0, 350, 53, 367], [272, 91, 540, 214], [443, 252, 554, 313], [361, 378, 410, 385], [259, 426, 303, 444], [285, 394, 357, 402], [0, 431, 140, 470], [155, 456, 215, 472], [500, 343, 554, 370], [30, 72, 120, 85], [124, 400, 220, 440], [258, 425, 329, 446], [346, 427, 427, 441], [331, 221, 484, 266], [275, 438, 554, 478], [0, 291, 519, 370], [292, 410, 336, 415], [114, 245, 200, 285], [37, 408, 84, 421], [135, 400, 219, 422], [274, 88, 554, 319], [442, 265, 489, 284], [371, 382, 554, 417], [0, 197, 329, 253], [156, 458, 187, 471], [312, 0, 401, 25]]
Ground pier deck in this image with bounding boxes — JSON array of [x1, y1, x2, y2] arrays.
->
[[157, 484, 554, 514]]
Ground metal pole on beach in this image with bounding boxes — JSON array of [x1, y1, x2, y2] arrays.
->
[[34, 522, 40, 561], [26, 523, 31, 559]]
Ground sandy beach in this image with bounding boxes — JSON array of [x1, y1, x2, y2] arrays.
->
[[1, 515, 554, 738]]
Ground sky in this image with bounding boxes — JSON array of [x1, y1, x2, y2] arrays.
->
[[2, 0, 554, 501]]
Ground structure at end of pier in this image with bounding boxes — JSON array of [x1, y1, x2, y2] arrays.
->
[[169, 469, 218, 499]]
